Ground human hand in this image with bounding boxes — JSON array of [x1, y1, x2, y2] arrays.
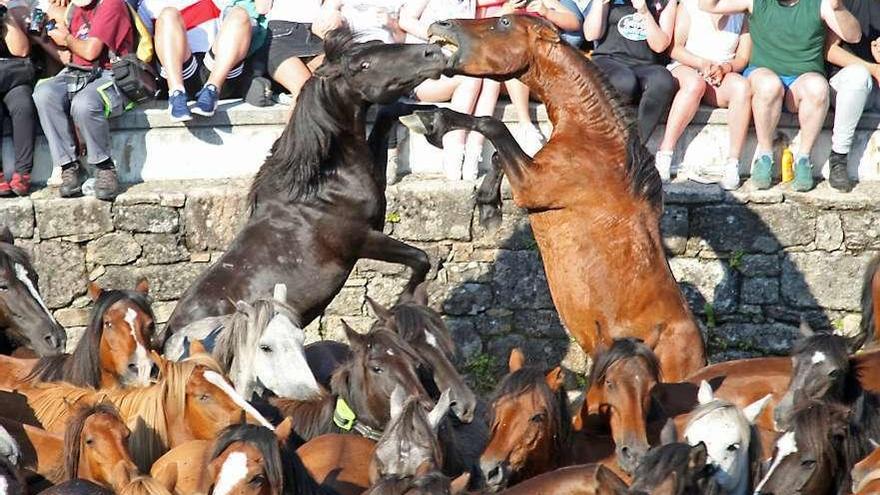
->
[[501, 0, 528, 14], [47, 22, 69, 46], [255, 0, 272, 16], [526, 0, 549, 16], [827, 0, 842, 10], [631, 0, 649, 14], [49, 0, 69, 7], [312, 10, 344, 38]]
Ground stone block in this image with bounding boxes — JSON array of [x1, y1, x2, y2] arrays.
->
[[97, 263, 204, 301], [152, 301, 176, 324], [65, 326, 86, 352], [492, 250, 554, 310], [842, 211, 880, 251], [437, 282, 492, 316], [0, 198, 34, 238], [444, 316, 483, 361], [513, 309, 565, 339], [33, 240, 86, 308], [741, 277, 779, 305], [661, 205, 688, 255], [135, 234, 190, 264], [560, 342, 591, 376], [738, 254, 780, 277], [386, 179, 473, 242], [54, 307, 91, 327], [711, 322, 800, 356], [664, 183, 725, 204], [815, 213, 844, 251], [439, 261, 493, 285], [781, 252, 874, 311], [321, 315, 373, 342], [366, 277, 406, 308], [184, 186, 248, 251], [325, 286, 365, 316], [669, 257, 739, 314], [690, 204, 815, 254], [86, 233, 142, 265], [114, 205, 179, 233], [34, 198, 112, 239]]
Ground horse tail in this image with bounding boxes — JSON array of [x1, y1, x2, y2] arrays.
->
[[858, 253, 880, 350]]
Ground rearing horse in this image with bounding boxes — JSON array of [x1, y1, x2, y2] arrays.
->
[[162, 29, 449, 336], [407, 15, 705, 380]]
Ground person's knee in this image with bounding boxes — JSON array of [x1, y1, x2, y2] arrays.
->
[[157, 7, 184, 26], [800, 75, 830, 106], [223, 6, 251, 29], [608, 72, 639, 103], [32, 82, 58, 112], [70, 92, 102, 123], [5, 90, 35, 117], [750, 72, 784, 101], [679, 74, 707, 101], [728, 76, 752, 103], [833, 64, 873, 94]]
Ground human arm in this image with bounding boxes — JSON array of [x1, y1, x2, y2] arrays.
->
[[826, 31, 880, 82], [633, 0, 674, 53], [583, 0, 608, 41], [668, 1, 712, 70], [1, 1, 30, 56], [398, 0, 430, 40], [820, 0, 860, 44], [313, 0, 345, 38], [698, 0, 750, 15], [528, 0, 582, 31], [47, 22, 103, 60]]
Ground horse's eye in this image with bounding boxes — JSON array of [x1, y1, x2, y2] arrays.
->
[[500, 17, 511, 27], [84, 438, 94, 445], [198, 394, 210, 402], [605, 380, 615, 390], [0, 284, 8, 292], [249, 475, 266, 485], [104, 321, 112, 328], [727, 443, 740, 452], [801, 459, 817, 468], [828, 369, 842, 377], [360, 61, 370, 70], [530, 413, 546, 423], [260, 344, 272, 353], [371, 366, 383, 374]]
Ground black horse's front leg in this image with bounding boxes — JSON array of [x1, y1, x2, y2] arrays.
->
[[359, 230, 430, 295]]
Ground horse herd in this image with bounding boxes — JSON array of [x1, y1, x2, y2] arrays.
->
[[0, 12, 879, 495]]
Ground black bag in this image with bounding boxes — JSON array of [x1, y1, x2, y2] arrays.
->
[[0, 58, 35, 93], [110, 53, 157, 104]]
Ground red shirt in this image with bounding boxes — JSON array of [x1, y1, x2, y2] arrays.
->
[[70, 0, 134, 68]]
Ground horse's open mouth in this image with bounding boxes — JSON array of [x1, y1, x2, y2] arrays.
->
[[428, 34, 459, 58]]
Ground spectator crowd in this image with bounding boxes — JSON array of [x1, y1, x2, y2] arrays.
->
[[0, 0, 877, 200]]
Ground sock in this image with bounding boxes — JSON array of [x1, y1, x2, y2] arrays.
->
[[169, 85, 186, 94], [756, 150, 772, 160], [795, 153, 810, 164], [94, 158, 115, 170], [61, 161, 79, 170]]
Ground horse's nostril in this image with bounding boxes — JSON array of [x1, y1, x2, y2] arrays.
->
[[128, 363, 139, 372], [150, 363, 160, 379]]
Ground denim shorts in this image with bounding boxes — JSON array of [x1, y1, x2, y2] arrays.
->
[[743, 65, 799, 89]]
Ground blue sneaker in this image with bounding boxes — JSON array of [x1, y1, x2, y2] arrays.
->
[[168, 90, 192, 123], [193, 84, 219, 117], [751, 154, 773, 190], [792, 156, 815, 192]]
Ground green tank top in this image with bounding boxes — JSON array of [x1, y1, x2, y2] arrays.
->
[[749, 0, 826, 76]]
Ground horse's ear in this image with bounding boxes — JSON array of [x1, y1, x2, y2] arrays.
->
[[135, 277, 150, 295], [594, 465, 629, 495], [342, 321, 365, 350], [697, 380, 714, 405], [273, 283, 287, 302], [853, 393, 868, 422], [189, 339, 208, 356], [799, 317, 815, 337], [530, 19, 561, 43], [688, 442, 708, 470], [660, 418, 678, 445], [413, 282, 429, 306], [275, 417, 294, 444], [508, 348, 526, 373], [390, 385, 406, 421], [743, 394, 772, 425], [366, 296, 392, 322], [870, 438, 880, 450], [545, 367, 564, 392], [88, 282, 104, 302], [450, 473, 470, 495], [0, 227, 13, 245], [313, 63, 343, 79], [428, 388, 452, 430]]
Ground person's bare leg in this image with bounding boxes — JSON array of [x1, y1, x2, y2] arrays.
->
[[659, 66, 706, 153], [466, 79, 502, 151], [206, 6, 252, 91], [505, 79, 532, 124], [704, 72, 752, 160], [272, 56, 312, 99], [154, 7, 191, 92], [786, 72, 830, 156], [748, 69, 783, 154]]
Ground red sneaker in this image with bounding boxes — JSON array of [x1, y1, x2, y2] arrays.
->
[[0, 173, 11, 196], [9, 173, 29, 197]]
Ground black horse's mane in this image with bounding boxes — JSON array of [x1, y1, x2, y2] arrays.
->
[[858, 253, 880, 349], [489, 365, 571, 455], [629, 443, 720, 495], [27, 289, 154, 388], [248, 27, 361, 210], [589, 337, 662, 386]]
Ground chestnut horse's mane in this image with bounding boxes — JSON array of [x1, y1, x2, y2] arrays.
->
[[589, 338, 662, 386], [27, 354, 222, 472], [49, 402, 124, 484], [118, 476, 174, 495], [248, 26, 360, 210], [858, 254, 880, 349]]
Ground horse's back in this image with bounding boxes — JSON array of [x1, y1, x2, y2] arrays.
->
[[498, 464, 625, 495], [150, 440, 211, 495], [297, 434, 374, 495]]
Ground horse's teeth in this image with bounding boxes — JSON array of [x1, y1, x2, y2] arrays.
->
[[441, 46, 454, 57]]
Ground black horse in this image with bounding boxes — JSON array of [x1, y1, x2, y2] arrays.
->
[[163, 30, 448, 336]]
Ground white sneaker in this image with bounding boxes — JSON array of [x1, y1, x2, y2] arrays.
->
[[720, 159, 740, 190], [443, 145, 465, 180], [655, 151, 673, 182], [462, 142, 483, 180], [515, 123, 545, 157]]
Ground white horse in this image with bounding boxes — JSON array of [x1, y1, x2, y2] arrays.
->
[[165, 284, 321, 401], [683, 381, 771, 495], [0, 425, 19, 468]]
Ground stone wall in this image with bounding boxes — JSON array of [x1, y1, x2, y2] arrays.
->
[[3, 178, 878, 384]]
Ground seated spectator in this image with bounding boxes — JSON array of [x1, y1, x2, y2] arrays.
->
[[657, 0, 750, 189], [700, 0, 860, 192], [0, 0, 37, 195], [324, 0, 406, 43], [33, 0, 134, 200], [138, 0, 269, 122], [584, 0, 678, 149], [824, 0, 880, 192]]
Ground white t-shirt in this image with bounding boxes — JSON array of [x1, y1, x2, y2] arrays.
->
[[403, 0, 474, 43], [341, 0, 404, 43], [678, 0, 744, 64], [138, 0, 228, 53], [269, 0, 323, 22]]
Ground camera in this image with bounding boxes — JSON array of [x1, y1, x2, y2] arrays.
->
[[28, 7, 47, 34], [0, 5, 8, 19]]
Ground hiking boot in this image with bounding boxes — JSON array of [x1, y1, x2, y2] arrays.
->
[[792, 156, 814, 192], [60, 164, 83, 198], [751, 155, 773, 190], [168, 89, 192, 123], [0, 172, 11, 197], [9, 173, 30, 197], [828, 151, 853, 192], [193, 84, 219, 117], [94, 165, 119, 201]]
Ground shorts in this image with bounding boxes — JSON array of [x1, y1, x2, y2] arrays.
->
[[158, 52, 244, 99], [743, 65, 799, 89], [264, 20, 323, 75]]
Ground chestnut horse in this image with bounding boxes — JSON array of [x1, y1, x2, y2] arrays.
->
[[0, 279, 156, 390], [852, 444, 880, 494], [1, 403, 138, 492], [406, 15, 705, 381], [858, 253, 880, 349], [297, 434, 376, 495], [0, 227, 66, 356], [163, 29, 448, 337]]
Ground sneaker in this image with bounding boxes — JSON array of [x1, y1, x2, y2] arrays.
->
[[655, 151, 673, 182], [94, 165, 119, 201], [60, 164, 83, 198], [442, 144, 464, 181], [792, 156, 814, 192], [751, 154, 773, 190], [192, 84, 219, 117], [720, 160, 740, 191], [168, 90, 192, 123], [462, 141, 483, 181], [828, 151, 853, 193], [515, 123, 545, 157], [0, 172, 10, 196], [9, 173, 30, 197]]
